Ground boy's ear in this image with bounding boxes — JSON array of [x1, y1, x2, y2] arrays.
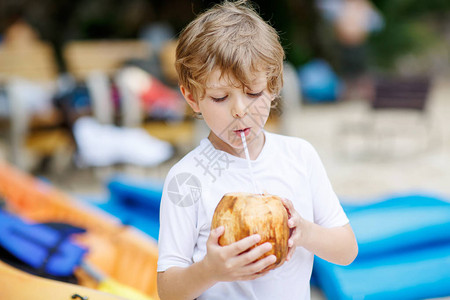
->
[[180, 85, 200, 113]]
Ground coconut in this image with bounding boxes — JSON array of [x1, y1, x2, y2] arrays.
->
[[211, 192, 290, 271]]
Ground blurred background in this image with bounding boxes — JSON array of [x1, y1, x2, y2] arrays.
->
[[0, 0, 450, 299], [0, 0, 449, 195]]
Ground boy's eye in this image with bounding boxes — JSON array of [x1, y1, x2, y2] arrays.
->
[[247, 91, 264, 98], [211, 95, 228, 102]]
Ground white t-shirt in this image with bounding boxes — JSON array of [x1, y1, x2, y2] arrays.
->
[[157, 131, 349, 300]]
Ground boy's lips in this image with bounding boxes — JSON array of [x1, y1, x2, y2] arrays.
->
[[233, 127, 251, 137]]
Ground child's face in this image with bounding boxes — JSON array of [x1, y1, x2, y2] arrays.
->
[[182, 69, 274, 156]]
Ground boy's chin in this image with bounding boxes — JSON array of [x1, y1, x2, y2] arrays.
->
[[228, 135, 259, 149]]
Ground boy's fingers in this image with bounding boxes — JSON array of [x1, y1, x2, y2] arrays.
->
[[226, 234, 261, 256], [288, 225, 301, 248], [233, 242, 272, 266], [236, 254, 275, 281], [288, 213, 301, 228], [245, 254, 277, 274], [207, 226, 225, 246], [281, 198, 294, 215], [288, 219, 295, 228]]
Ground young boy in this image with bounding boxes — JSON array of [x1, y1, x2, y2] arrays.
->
[[157, 1, 358, 299]]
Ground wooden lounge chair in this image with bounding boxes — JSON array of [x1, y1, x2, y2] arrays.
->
[[338, 76, 433, 159]]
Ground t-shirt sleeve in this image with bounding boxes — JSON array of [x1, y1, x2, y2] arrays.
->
[[157, 169, 199, 272], [305, 142, 349, 228]]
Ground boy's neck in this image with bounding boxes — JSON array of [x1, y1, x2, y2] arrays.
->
[[207, 131, 266, 160]]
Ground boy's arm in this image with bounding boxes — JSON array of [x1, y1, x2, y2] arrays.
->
[[297, 221, 357, 265], [282, 198, 358, 266], [157, 226, 276, 300], [157, 261, 216, 300]]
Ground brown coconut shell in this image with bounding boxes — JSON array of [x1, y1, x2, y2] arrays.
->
[[211, 192, 290, 271]]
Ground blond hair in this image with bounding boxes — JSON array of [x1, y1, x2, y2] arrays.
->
[[175, 0, 284, 100]]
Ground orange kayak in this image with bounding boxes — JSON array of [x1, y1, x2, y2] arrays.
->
[[0, 161, 159, 299]]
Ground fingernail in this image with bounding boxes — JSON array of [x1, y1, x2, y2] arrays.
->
[[254, 234, 261, 242]]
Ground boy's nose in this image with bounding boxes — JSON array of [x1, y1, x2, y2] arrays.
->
[[231, 98, 247, 118]]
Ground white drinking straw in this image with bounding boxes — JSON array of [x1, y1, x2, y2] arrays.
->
[[240, 132, 260, 194]]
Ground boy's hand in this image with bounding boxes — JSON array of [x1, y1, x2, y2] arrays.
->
[[203, 226, 277, 282], [281, 198, 305, 261]]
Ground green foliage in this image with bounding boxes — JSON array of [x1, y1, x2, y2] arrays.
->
[[369, 0, 449, 70]]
